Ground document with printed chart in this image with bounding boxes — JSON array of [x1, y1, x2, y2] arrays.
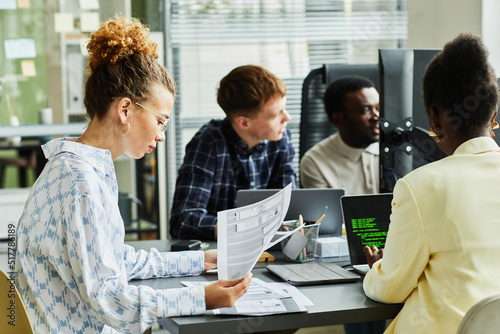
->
[[218, 183, 292, 280], [183, 278, 309, 316]]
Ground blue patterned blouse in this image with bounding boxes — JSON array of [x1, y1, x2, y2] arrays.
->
[[16, 138, 206, 333]]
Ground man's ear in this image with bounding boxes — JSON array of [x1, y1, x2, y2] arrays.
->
[[234, 115, 250, 130], [330, 112, 343, 127]]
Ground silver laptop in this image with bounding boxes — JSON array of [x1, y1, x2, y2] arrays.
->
[[341, 193, 393, 275], [237, 188, 345, 237]]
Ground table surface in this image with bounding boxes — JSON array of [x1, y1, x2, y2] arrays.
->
[[127, 240, 403, 334]]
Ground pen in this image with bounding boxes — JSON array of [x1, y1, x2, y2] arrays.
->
[[299, 215, 307, 261], [305, 206, 328, 237], [294, 220, 303, 261]]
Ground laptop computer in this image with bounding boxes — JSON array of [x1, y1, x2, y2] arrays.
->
[[341, 193, 393, 275], [237, 188, 345, 237], [266, 262, 360, 286]]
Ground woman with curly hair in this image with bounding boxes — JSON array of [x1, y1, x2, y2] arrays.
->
[[15, 17, 251, 333], [363, 33, 500, 333]]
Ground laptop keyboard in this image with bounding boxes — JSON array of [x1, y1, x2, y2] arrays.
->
[[267, 262, 359, 284]]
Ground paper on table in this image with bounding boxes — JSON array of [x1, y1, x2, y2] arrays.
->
[[183, 278, 285, 302], [184, 278, 309, 316], [267, 282, 314, 306], [218, 183, 292, 280]]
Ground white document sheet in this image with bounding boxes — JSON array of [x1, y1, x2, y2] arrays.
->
[[183, 278, 309, 316], [266, 282, 314, 306], [183, 278, 285, 302], [218, 184, 292, 280]]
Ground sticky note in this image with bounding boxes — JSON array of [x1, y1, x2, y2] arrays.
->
[[80, 12, 100, 32], [4, 39, 36, 59], [0, 0, 16, 10], [54, 12, 74, 33], [79, 0, 99, 10], [21, 59, 36, 77], [17, 0, 29, 8]]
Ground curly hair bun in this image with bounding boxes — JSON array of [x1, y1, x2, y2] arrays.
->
[[439, 33, 490, 77], [86, 17, 158, 73]]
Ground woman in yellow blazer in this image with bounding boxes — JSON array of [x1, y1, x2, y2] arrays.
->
[[363, 33, 500, 333]]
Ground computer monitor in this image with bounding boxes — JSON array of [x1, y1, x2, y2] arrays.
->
[[378, 49, 447, 192]]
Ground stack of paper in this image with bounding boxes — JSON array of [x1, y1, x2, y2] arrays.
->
[[316, 237, 349, 258], [183, 278, 312, 316]]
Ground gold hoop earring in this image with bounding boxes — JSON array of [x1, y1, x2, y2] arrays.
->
[[429, 126, 441, 143], [490, 121, 499, 137], [116, 122, 131, 136]]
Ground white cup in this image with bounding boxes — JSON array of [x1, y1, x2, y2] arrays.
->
[[39, 108, 53, 124], [8, 115, 21, 146]]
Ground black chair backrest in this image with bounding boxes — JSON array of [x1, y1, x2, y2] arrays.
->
[[299, 64, 379, 161]]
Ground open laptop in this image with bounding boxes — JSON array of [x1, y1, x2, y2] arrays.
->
[[341, 193, 393, 275], [237, 188, 345, 237]]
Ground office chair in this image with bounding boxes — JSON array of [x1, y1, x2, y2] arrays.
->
[[0, 269, 34, 333], [299, 63, 379, 161], [456, 294, 500, 334]]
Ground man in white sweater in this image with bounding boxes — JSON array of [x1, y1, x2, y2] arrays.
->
[[300, 76, 384, 333], [300, 76, 380, 195]]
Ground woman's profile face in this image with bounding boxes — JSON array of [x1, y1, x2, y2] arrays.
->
[[124, 86, 174, 159]]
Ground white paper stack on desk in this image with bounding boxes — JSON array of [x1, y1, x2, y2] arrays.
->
[[316, 237, 348, 258], [183, 278, 312, 316]]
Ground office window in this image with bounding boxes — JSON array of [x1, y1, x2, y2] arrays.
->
[[0, 2, 48, 126], [165, 0, 407, 214]]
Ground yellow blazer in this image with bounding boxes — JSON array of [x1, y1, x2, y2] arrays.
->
[[364, 137, 500, 333]]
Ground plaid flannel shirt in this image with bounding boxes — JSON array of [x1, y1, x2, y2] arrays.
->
[[170, 118, 297, 240]]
